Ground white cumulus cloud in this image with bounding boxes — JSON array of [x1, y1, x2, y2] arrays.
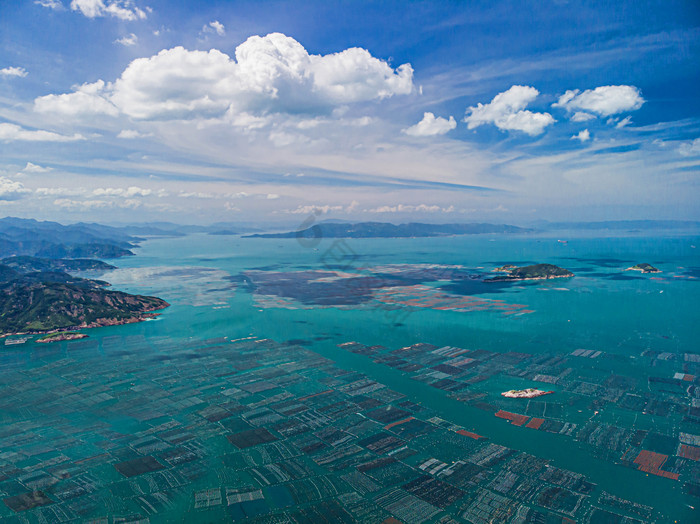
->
[[37, 33, 413, 122], [35, 80, 119, 117], [70, 0, 146, 21], [0, 67, 28, 78], [0, 123, 84, 142], [203, 20, 225, 36], [571, 129, 590, 142], [0, 177, 31, 200], [464, 85, 554, 136], [553, 85, 644, 117], [403, 112, 456, 137], [115, 33, 138, 46]]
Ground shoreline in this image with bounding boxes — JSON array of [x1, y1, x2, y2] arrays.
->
[[0, 309, 167, 339], [486, 273, 574, 282], [502, 388, 555, 399], [37, 332, 89, 344]]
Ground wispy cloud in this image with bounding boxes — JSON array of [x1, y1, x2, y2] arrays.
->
[[115, 33, 138, 46], [0, 123, 84, 142], [34, 0, 62, 9], [202, 20, 225, 36]]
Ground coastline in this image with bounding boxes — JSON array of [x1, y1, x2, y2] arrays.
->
[[486, 273, 573, 282], [37, 332, 89, 344], [0, 309, 168, 339]]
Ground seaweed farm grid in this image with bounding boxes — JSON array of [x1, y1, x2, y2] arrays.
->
[[338, 341, 699, 483], [0, 334, 686, 523]]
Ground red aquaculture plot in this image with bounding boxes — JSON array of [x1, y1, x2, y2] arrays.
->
[[525, 418, 545, 429], [495, 410, 530, 426], [633, 450, 679, 480], [384, 417, 415, 430], [456, 429, 485, 440]]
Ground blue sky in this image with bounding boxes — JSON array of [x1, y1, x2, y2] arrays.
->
[[0, 0, 698, 224]]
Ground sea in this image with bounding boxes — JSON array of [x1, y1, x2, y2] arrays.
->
[[1, 230, 698, 522]]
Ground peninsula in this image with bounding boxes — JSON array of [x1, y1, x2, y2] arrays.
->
[[0, 270, 169, 336]]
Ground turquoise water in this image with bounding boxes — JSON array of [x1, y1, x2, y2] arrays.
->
[[112, 232, 699, 357], [1, 231, 699, 522]]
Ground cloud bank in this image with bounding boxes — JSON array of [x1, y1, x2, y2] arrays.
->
[[34, 33, 414, 123], [0, 177, 31, 200]]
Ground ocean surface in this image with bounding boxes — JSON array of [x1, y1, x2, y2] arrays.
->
[[1, 230, 699, 522]]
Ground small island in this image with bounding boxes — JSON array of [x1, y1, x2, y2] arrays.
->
[[37, 332, 89, 344], [501, 388, 554, 399], [626, 263, 660, 274], [487, 263, 574, 282]]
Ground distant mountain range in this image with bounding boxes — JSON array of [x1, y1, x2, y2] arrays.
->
[[0, 217, 265, 259], [111, 221, 263, 236], [0, 217, 139, 259], [245, 222, 531, 239]]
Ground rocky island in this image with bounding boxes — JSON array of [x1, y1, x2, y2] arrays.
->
[[37, 332, 89, 343], [502, 388, 554, 398], [626, 263, 660, 274], [487, 263, 574, 281]]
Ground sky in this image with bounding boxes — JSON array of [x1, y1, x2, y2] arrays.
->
[[0, 0, 698, 226]]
